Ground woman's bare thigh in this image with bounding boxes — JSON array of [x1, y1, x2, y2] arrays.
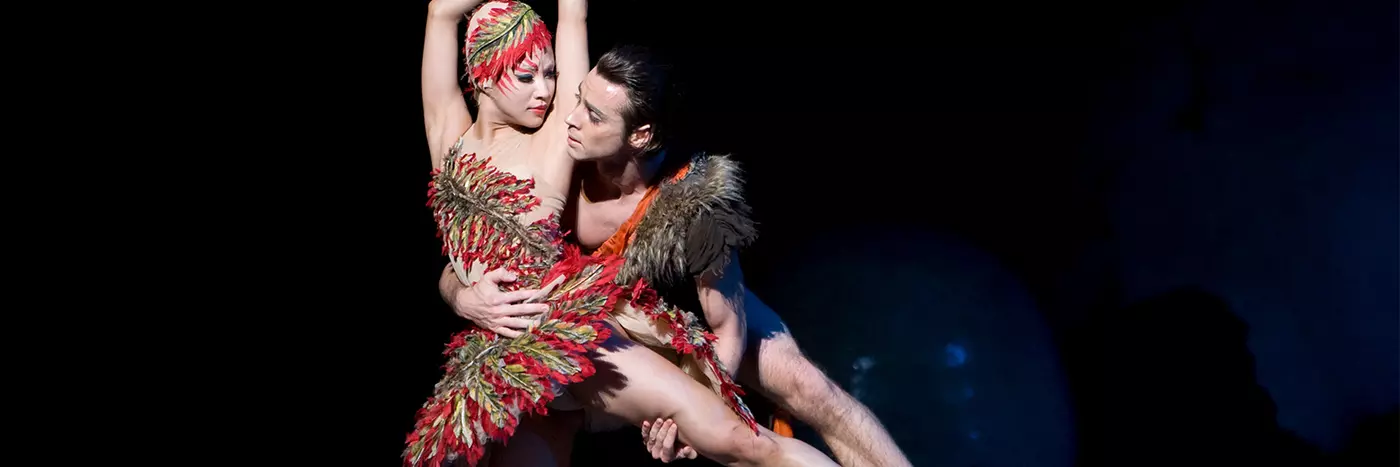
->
[[567, 332, 773, 464]]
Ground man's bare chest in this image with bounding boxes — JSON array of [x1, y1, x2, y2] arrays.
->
[[572, 192, 643, 250]]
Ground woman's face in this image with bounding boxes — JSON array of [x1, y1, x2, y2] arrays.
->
[[481, 47, 557, 128]]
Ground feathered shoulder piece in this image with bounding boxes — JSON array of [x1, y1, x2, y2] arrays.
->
[[617, 153, 758, 287]]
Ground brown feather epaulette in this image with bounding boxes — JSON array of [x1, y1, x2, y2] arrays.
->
[[617, 153, 757, 287]]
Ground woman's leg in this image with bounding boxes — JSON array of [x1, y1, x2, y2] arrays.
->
[[567, 332, 838, 467]]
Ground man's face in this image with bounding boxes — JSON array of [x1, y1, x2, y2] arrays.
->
[[564, 69, 635, 161]]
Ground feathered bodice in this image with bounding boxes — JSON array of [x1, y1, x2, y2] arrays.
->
[[408, 147, 627, 467], [406, 150, 761, 467], [428, 149, 565, 291]]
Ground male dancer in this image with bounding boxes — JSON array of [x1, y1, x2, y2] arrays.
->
[[438, 45, 910, 467]]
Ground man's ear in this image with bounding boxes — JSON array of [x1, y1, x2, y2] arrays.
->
[[628, 124, 653, 150]]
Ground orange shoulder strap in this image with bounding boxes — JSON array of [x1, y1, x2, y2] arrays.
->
[[591, 165, 690, 258]]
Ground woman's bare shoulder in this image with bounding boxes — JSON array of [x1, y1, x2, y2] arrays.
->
[[523, 129, 575, 195]]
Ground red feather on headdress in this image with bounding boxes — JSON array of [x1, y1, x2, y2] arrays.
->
[[463, 1, 553, 92]]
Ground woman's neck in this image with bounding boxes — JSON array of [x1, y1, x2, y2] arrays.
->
[[469, 106, 524, 148]]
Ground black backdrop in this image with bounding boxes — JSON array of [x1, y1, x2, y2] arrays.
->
[[287, 1, 1398, 465]]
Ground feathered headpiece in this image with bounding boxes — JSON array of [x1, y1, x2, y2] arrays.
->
[[463, 1, 553, 92]]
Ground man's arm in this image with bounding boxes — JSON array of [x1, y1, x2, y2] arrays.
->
[[695, 252, 747, 376], [641, 254, 749, 462], [439, 264, 550, 338]]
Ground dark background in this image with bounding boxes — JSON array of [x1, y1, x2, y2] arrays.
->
[[332, 0, 1397, 465]]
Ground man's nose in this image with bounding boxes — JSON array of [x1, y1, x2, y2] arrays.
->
[[564, 108, 577, 127]]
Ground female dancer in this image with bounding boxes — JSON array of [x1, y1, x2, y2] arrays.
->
[[404, 1, 837, 466]]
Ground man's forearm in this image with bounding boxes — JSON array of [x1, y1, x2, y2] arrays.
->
[[438, 263, 459, 304]]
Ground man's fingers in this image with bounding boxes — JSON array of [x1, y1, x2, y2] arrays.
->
[[662, 420, 678, 451], [481, 268, 518, 284], [477, 270, 520, 305], [680, 446, 696, 459], [641, 420, 652, 439], [500, 303, 551, 317], [525, 304, 552, 316], [647, 418, 664, 455], [652, 419, 673, 462], [482, 289, 508, 306], [660, 420, 678, 462], [499, 289, 544, 305], [500, 317, 534, 331], [493, 327, 523, 339]]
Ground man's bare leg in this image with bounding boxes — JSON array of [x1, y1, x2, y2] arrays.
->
[[739, 292, 911, 467], [568, 326, 838, 467]]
